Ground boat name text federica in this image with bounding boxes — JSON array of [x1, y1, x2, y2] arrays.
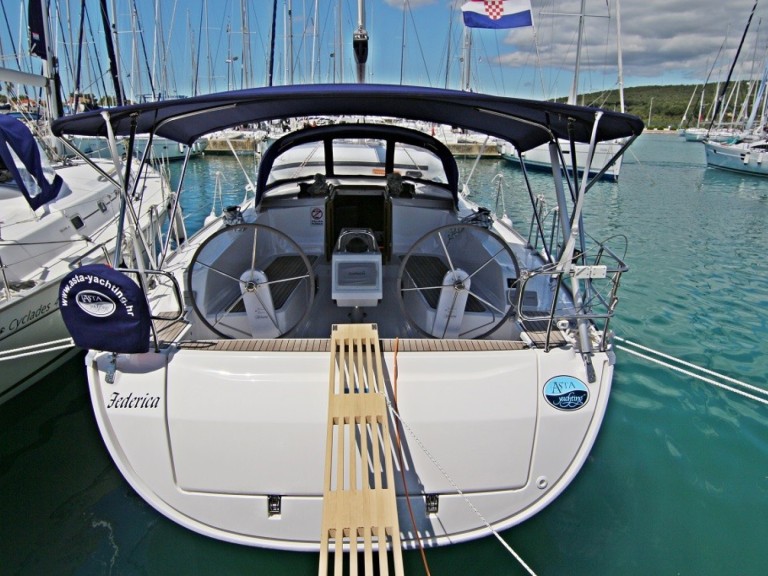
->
[[107, 392, 160, 409]]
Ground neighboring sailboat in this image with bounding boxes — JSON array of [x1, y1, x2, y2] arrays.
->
[[704, 0, 768, 176], [0, 0, 176, 404], [498, 0, 630, 182], [0, 114, 176, 404]]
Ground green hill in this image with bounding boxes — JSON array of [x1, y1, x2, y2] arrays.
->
[[571, 82, 753, 130]]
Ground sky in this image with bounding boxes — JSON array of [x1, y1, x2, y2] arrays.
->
[[1, 0, 767, 103]]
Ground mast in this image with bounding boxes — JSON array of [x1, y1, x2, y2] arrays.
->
[[461, 27, 472, 91], [129, 2, 141, 102], [28, 0, 64, 118], [709, 0, 759, 133], [102, 0, 124, 105], [337, 0, 344, 81], [444, 2, 454, 89], [310, 0, 319, 82], [241, 0, 252, 88], [190, 9, 201, 96], [568, 0, 587, 105], [615, 0, 625, 112], [399, 0, 406, 84], [353, 0, 369, 83], [745, 59, 768, 131], [73, 0, 87, 112], [268, 0, 277, 86], [226, 21, 235, 90], [678, 85, 699, 129], [284, 0, 294, 85]]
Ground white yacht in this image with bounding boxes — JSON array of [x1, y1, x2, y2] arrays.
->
[[53, 84, 643, 568]]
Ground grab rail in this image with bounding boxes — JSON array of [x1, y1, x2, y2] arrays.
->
[[516, 247, 628, 352], [115, 267, 184, 351], [0, 242, 111, 303], [68, 243, 111, 269]]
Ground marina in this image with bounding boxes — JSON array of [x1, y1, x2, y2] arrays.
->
[[2, 0, 768, 573], [1, 133, 767, 574]]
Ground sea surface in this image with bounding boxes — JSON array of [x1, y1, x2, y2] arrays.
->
[[2, 133, 767, 575]]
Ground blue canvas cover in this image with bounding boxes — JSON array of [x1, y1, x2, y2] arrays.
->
[[0, 114, 65, 209], [51, 84, 644, 155], [59, 264, 151, 354]]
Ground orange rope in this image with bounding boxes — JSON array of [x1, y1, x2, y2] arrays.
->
[[392, 337, 432, 576]]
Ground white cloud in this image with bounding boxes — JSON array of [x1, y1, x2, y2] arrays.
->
[[382, 0, 767, 93], [500, 0, 768, 86]]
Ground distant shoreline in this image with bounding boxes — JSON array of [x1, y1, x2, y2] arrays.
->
[[644, 129, 677, 134]]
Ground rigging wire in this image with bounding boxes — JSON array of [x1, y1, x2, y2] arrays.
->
[[385, 392, 538, 576]]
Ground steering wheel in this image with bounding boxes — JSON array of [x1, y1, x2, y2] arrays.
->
[[397, 223, 518, 339], [187, 223, 315, 339]]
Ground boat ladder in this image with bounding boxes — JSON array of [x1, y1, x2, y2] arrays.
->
[[319, 323, 404, 576]]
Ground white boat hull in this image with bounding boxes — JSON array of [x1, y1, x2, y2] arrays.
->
[[502, 140, 624, 181], [704, 140, 768, 176], [0, 158, 173, 403], [51, 87, 641, 555], [87, 343, 612, 550], [0, 281, 79, 402]]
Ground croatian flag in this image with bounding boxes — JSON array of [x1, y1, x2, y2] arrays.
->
[[461, 0, 533, 29]]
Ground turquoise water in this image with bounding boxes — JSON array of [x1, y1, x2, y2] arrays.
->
[[2, 134, 768, 575]]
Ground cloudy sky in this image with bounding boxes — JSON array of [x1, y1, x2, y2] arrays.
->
[[387, 0, 768, 98], [2, 0, 766, 101]]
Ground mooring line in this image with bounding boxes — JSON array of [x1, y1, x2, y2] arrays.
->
[[615, 336, 768, 406]]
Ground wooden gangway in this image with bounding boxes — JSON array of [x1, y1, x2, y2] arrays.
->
[[319, 324, 404, 576]]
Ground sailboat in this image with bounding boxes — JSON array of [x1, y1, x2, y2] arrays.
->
[[51, 0, 643, 568], [53, 82, 643, 571], [498, 0, 630, 182], [703, 0, 768, 176], [0, 0, 175, 404]]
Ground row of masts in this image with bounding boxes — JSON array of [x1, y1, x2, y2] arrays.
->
[[3, 1, 630, 113], [678, 0, 768, 135], [1, 0, 370, 110]]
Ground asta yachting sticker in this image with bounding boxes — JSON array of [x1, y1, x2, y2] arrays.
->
[[75, 290, 117, 317], [543, 375, 589, 411]]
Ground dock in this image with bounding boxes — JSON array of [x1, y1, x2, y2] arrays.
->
[[203, 136, 261, 155], [445, 141, 501, 157]]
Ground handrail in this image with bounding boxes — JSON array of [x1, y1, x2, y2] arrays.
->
[[516, 247, 628, 352], [68, 243, 111, 269], [114, 267, 184, 351]]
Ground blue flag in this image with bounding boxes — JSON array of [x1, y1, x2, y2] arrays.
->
[[0, 115, 65, 209]]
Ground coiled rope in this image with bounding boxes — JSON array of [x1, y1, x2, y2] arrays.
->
[[614, 336, 768, 406]]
